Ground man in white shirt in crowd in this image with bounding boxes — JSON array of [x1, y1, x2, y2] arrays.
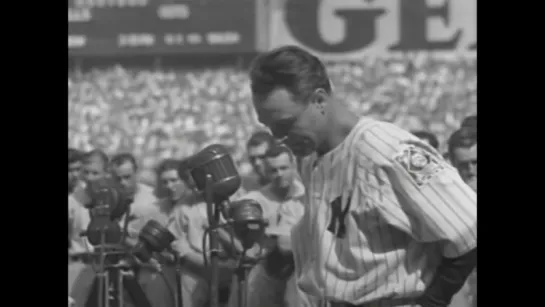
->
[[239, 131, 276, 194], [110, 153, 158, 236], [229, 145, 306, 307], [69, 149, 110, 254], [166, 158, 237, 307], [448, 127, 477, 192]]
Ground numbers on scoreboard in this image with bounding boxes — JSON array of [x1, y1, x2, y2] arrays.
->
[[68, 8, 92, 22], [157, 4, 190, 20], [73, 0, 148, 8], [186, 33, 203, 45], [118, 33, 155, 48], [206, 32, 241, 45], [164, 34, 184, 46], [69, 35, 87, 48]]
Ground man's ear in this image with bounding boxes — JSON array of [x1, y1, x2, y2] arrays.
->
[[310, 88, 329, 104], [310, 88, 329, 114]]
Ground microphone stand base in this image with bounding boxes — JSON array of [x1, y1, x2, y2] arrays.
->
[[234, 261, 256, 307], [85, 268, 152, 307]]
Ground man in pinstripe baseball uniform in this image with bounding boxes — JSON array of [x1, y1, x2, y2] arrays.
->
[[248, 46, 477, 307]]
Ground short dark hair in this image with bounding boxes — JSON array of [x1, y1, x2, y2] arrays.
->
[[250, 45, 332, 103], [155, 159, 179, 179], [448, 127, 477, 158], [69, 148, 83, 164], [411, 130, 439, 150], [83, 149, 109, 167], [265, 145, 294, 161], [177, 157, 193, 183], [461, 115, 477, 129], [247, 131, 276, 149], [111, 153, 138, 171]]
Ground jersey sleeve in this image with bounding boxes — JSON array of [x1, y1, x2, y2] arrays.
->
[[360, 123, 477, 258]]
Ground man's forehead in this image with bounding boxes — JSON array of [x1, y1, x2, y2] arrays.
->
[[248, 143, 269, 154], [114, 161, 135, 172], [462, 144, 477, 153], [84, 161, 104, 170], [160, 169, 179, 179], [69, 161, 82, 167], [254, 88, 300, 124], [114, 165, 134, 176], [267, 153, 292, 166], [454, 144, 477, 158]]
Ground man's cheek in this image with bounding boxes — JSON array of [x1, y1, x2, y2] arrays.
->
[[286, 135, 316, 156]]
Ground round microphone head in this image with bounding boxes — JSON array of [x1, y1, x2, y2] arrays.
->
[[189, 144, 242, 201], [229, 199, 265, 249], [85, 178, 130, 220], [229, 199, 263, 223], [138, 220, 175, 252]]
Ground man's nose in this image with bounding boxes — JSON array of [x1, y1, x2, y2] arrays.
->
[[468, 164, 477, 175]]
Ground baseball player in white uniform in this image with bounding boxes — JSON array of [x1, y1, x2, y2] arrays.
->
[[248, 46, 477, 307]]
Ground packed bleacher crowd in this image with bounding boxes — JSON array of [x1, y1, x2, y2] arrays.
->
[[68, 55, 477, 180]]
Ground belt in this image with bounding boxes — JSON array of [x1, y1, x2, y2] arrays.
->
[[329, 297, 418, 307]]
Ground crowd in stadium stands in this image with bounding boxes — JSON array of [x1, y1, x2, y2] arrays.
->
[[69, 55, 476, 182]]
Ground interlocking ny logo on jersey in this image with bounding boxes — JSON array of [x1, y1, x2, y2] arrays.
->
[[327, 195, 351, 238]]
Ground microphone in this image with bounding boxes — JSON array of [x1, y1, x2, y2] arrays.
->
[[83, 178, 130, 245], [228, 199, 266, 250], [185, 144, 241, 307], [132, 220, 175, 263], [85, 177, 131, 220], [186, 144, 242, 202]]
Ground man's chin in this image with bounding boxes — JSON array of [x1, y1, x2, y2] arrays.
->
[[465, 178, 477, 191], [290, 146, 314, 158], [171, 195, 182, 202]]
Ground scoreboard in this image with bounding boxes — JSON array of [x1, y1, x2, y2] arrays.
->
[[68, 0, 256, 56]]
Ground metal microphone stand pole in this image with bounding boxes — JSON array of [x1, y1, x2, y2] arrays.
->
[[96, 231, 108, 307], [235, 253, 254, 307], [173, 253, 183, 307], [205, 174, 221, 307]]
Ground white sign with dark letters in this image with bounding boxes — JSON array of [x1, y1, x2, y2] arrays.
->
[[269, 0, 476, 60]]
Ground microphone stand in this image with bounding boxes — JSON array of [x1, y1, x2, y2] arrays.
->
[[83, 206, 152, 307], [173, 253, 183, 307], [205, 174, 221, 307], [234, 250, 256, 307]]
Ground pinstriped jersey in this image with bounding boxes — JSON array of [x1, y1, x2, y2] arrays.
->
[[291, 118, 477, 305]]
